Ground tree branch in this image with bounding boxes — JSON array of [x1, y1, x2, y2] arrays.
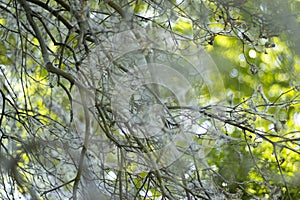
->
[[17, 0, 95, 97], [72, 88, 91, 200], [26, 0, 74, 30], [105, 0, 126, 19], [0, 89, 5, 127]]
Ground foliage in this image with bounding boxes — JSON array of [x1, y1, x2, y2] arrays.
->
[[0, 0, 300, 199]]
